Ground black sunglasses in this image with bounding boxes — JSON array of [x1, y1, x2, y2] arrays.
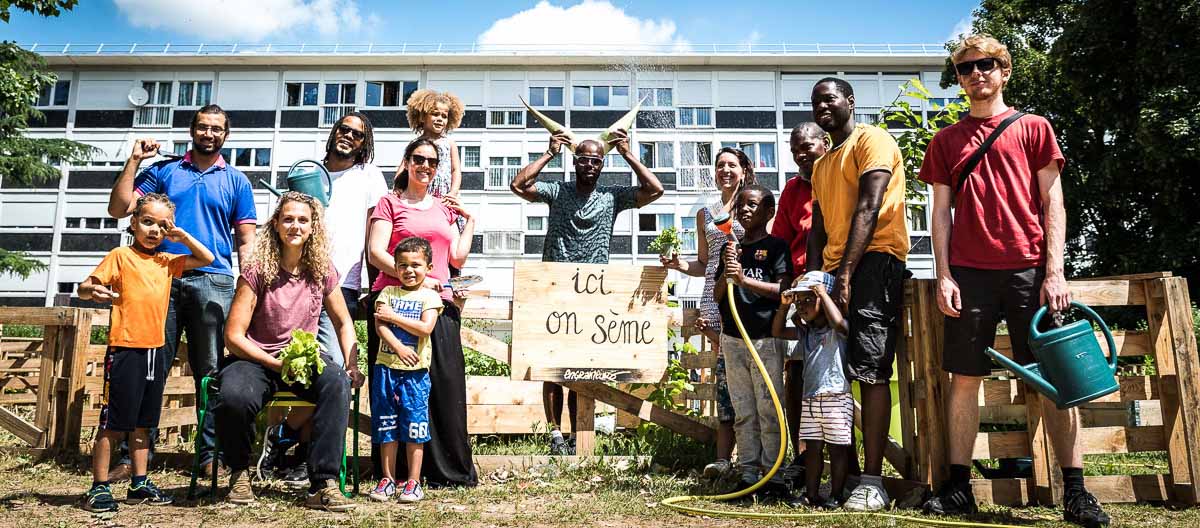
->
[[336, 123, 366, 141], [954, 57, 1000, 76], [409, 153, 439, 167]]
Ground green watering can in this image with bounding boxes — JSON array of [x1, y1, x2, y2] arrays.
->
[[985, 301, 1119, 409], [259, 159, 332, 206]]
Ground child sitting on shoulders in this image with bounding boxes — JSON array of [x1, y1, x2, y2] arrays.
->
[[78, 193, 214, 513], [773, 271, 851, 509], [370, 237, 444, 503]]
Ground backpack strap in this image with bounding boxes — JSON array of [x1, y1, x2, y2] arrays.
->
[[953, 111, 1025, 200]]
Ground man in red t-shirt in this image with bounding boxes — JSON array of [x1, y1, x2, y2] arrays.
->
[[771, 122, 827, 483], [918, 35, 1109, 528]]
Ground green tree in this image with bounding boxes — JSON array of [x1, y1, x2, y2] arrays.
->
[[950, 0, 1200, 296], [1, 0, 94, 278]]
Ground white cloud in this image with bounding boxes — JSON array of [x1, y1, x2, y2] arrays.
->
[[113, 0, 369, 42], [946, 16, 973, 43], [477, 1, 690, 52]]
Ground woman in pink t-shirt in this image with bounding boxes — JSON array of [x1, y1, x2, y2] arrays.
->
[[217, 192, 365, 509], [366, 138, 478, 487]]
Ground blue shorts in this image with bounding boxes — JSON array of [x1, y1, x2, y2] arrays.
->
[[370, 365, 431, 444]]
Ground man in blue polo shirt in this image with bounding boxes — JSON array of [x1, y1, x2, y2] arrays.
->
[[106, 104, 257, 481]]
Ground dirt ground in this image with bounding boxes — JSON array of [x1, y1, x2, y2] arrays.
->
[[1, 452, 1197, 528]]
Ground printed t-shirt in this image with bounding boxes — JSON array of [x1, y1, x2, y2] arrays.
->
[[374, 286, 443, 370], [533, 180, 637, 264], [716, 235, 793, 339], [811, 124, 909, 271], [369, 193, 458, 300], [918, 108, 1065, 269], [240, 265, 339, 356], [88, 246, 187, 348]]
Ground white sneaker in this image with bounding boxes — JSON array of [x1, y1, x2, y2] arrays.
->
[[702, 459, 732, 479], [843, 479, 889, 511]]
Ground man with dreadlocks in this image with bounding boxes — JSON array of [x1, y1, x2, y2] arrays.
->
[[258, 112, 389, 486]]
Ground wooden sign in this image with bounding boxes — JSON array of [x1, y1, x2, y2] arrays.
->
[[510, 262, 670, 383]]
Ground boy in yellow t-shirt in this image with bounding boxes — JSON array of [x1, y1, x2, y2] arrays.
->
[[77, 193, 214, 513], [370, 236, 443, 503]]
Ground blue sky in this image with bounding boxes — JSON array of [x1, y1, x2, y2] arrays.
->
[[2, 0, 979, 48]]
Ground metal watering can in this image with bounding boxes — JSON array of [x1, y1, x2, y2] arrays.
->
[[985, 301, 1119, 409], [258, 159, 332, 206]]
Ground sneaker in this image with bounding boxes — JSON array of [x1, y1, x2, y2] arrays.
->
[[843, 479, 889, 511], [126, 478, 173, 505], [1064, 489, 1110, 528], [398, 479, 425, 503], [84, 484, 118, 513], [368, 477, 397, 502], [227, 470, 256, 505], [257, 424, 299, 480], [281, 462, 309, 490], [549, 435, 570, 456], [305, 480, 356, 512], [922, 481, 978, 515], [702, 459, 733, 479]]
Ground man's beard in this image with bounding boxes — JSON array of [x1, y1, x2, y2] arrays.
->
[[329, 145, 357, 160]]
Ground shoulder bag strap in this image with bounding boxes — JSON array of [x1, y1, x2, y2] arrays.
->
[[953, 111, 1025, 200]]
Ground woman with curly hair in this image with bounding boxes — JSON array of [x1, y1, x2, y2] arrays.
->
[[406, 89, 465, 200], [216, 191, 366, 511]]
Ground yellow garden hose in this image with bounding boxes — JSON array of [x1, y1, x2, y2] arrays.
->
[[659, 283, 1022, 528]]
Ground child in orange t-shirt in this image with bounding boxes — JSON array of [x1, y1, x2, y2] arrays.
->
[[77, 193, 214, 513]]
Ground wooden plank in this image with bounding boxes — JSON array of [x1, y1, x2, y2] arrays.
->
[[1161, 277, 1200, 503], [1023, 386, 1061, 505], [0, 406, 44, 446], [681, 382, 716, 401], [460, 298, 513, 321], [980, 404, 1135, 428], [83, 376, 196, 397], [59, 310, 93, 453], [1146, 278, 1192, 504], [461, 326, 510, 364], [981, 376, 1159, 406], [466, 376, 544, 406], [971, 430, 1031, 459], [1076, 272, 1171, 281], [82, 407, 197, 429], [471, 455, 650, 474], [1078, 425, 1165, 454], [894, 306, 918, 479], [575, 395, 596, 456], [562, 381, 714, 443], [0, 307, 77, 326], [971, 474, 1169, 506], [991, 331, 1149, 359], [679, 345, 717, 369], [34, 325, 59, 450], [465, 404, 552, 435], [1068, 280, 1146, 306], [912, 280, 948, 486]]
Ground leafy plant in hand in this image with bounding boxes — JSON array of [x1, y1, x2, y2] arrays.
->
[[279, 329, 324, 388]]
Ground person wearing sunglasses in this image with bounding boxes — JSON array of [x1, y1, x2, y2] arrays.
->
[[105, 104, 255, 484], [366, 138, 478, 489], [919, 35, 1109, 528], [510, 129, 665, 456], [255, 112, 388, 487]]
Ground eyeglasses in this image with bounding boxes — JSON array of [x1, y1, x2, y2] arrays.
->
[[409, 154, 439, 167], [336, 123, 365, 141], [193, 125, 226, 135], [954, 57, 1000, 76], [575, 155, 604, 167]]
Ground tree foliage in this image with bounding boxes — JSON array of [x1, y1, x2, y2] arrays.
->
[[1, 0, 91, 279], [956, 0, 1200, 295]]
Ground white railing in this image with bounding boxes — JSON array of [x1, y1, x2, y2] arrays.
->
[[20, 42, 947, 57], [320, 104, 355, 127], [678, 167, 714, 190], [855, 106, 883, 125], [134, 105, 172, 127]]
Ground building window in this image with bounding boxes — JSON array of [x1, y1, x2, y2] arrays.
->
[[527, 216, 546, 232], [678, 107, 713, 127], [721, 141, 776, 168], [64, 217, 118, 230], [459, 145, 481, 168], [321, 83, 357, 126], [484, 231, 522, 254], [286, 82, 319, 107], [639, 142, 674, 169], [680, 216, 697, 253], [528, 152, 563, 169], [679, 141, 714, 190], [908, 182, 931, 233], [366, 80, 418, 107], [487, 109, 525, 128], [177, 81, 212, 107], [604, 152, 629, 169], [638, 213, 675, 233], [134, 81, 173, 127], [220, 147, 272, 168], [36, 79, 71, 107], [487, 156, 522, 189], [572, 85, 630, 108], [637, 87, 672, 107], [172, 142, 189, 156], [528, 86, 564, 107]]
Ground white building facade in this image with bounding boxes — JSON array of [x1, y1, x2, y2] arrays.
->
[[3, 45, 957, 307]]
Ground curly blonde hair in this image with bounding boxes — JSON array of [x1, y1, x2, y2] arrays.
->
[[243, 191, 332, 287], [406, 89, 464, 133]]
